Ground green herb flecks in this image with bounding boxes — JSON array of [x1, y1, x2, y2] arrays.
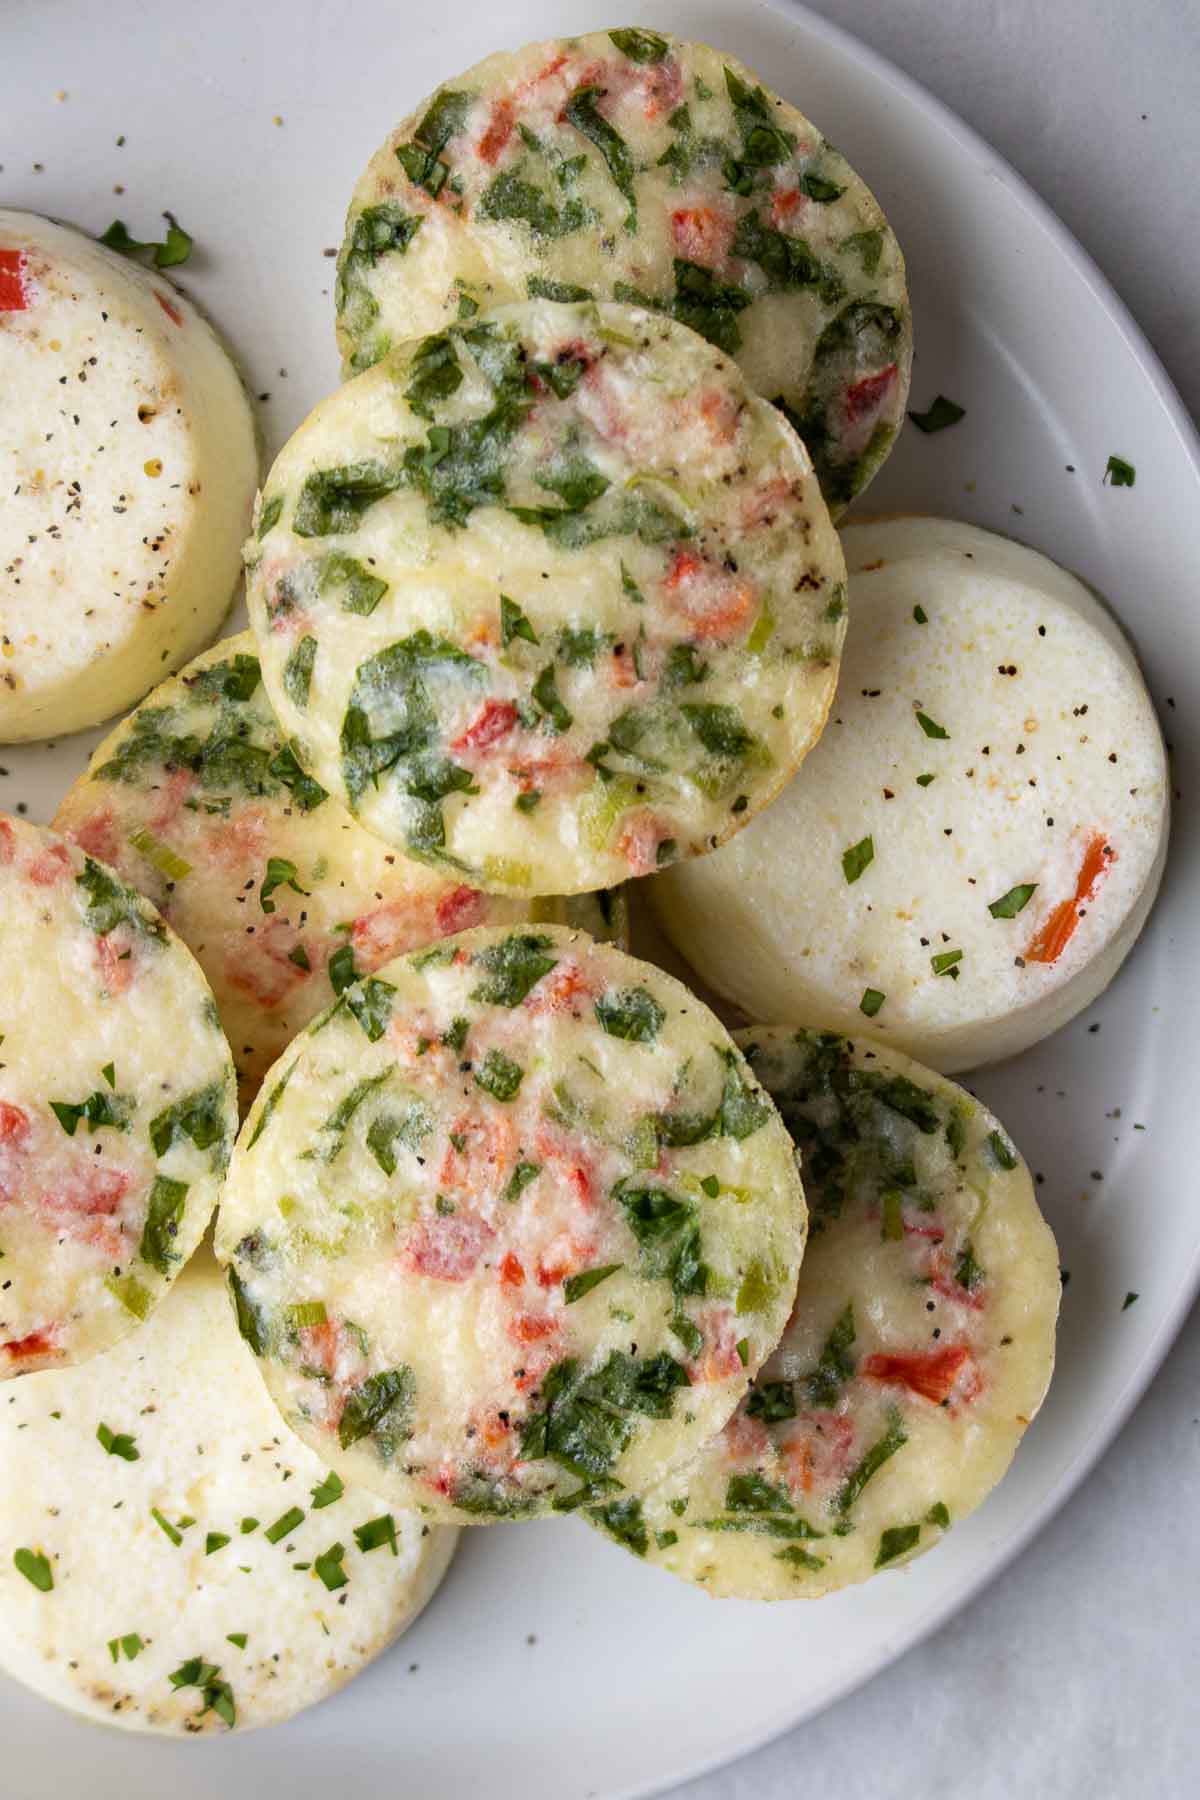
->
[[1104, 455, 1136, 487], [149, 1082, 229, 1165], [860, 987, 885, 1017], [96, 1422, 139, 1461], [563, 1264, 622, 1305], [836, 1412, 908, 1516], [565, 86, 638, 229], [318, 550, 389, 617], [842, 836, 874, 884], [595, 986, 664, 1043], [474, 1049, 525, 1103], [168, 1656, 236, 1729], [988, 883, 1037, 919], [470, 933, 557, 1007], [396, 89, 473, 198], [283, 635, 318, 709], [100, 211, 193, 268], [13, 1548, 53, 1591]]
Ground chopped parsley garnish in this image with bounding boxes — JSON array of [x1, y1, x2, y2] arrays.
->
[[804, 1303, 857, 1406], [149, 1082, 228, 1161], [404, 331, 464, 418], [264, 1507, 305, 1545], [930, 949, 963, 976], [955, 1241, 985, 1292], [474, 1049, 525, 1103], [345, 975, 397, 1044], [168, 1657, 236, 1728], [151, 1508, 183, 1546], [314, 1542, 349, 1591], [1104, 455, 1136, 487], [354, 1514, 399, 1555], [842, 836, 875, 884], [916, 772, 935, 787], [926, 1502, 951, 1528], [226, 1632, 248, 1649], [915, 710, 949, 739], [875, 1522, 921, 1566], [563, 1264, 622, 1305], [907, 395, 965, 434], [50, 1087, 131, 1137], [100, 211, 193, 268], [530, 664, 573, 734], [96, 1422, 139, 1461], [205, 1532, 231, 1556], [311, 1470, 345, 1510], [13, 1548, 52, 1591], [1123, 1291, 1139, 1310], [913, 604, 928, 623], [988, 883, 1037, 919], [108, 1633, 144, 1662], [860, 987, 885, 1017]]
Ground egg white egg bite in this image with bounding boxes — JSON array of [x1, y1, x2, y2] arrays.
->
[[335, 27, 911, 515], [587, 1026, 1059, 1598], [0, 1251, 457, 1733], [652, 517, 1168, 1069], [215, 924, 805, 1524], [0, 813, 235, 1376], [0, 209, 258, 742], [248, 299, 845, 897]]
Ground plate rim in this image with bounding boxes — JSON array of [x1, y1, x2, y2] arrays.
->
[[619, 3, 1200, 1793]]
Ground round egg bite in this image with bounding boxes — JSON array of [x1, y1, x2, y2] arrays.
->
[[53, 632, 625, 1107], [0, 813, 235, 1375], [335, 27, 911, 514], [0, 210, 258, 742], [586, 1026, 1059, 1598], [248, 299, 845, 897], [652, 518, 1169, 1069], [0, 1252, 457, 1733], [215, 924, 806, 1524]]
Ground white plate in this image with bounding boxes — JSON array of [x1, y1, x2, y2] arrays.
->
[[2, 2, 1198, 1795]]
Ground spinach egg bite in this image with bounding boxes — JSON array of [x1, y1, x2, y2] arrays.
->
[[0, 1252, 457, 1733], [335, 28, 911, 514], [0, 209, 258, 743], [652, 518, 1169, 1069], [0, 814, 235, 1375], [248, 298, 845, 897], [587, 1026, 1059, 1598], [214, 924, 806, 1524], [53, 633, 624, 1107]]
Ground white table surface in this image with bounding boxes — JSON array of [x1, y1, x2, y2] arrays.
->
[[675, 4, 1200, 1798]]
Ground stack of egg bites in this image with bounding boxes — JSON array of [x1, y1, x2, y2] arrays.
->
[[0, 23, 1169, 1739]]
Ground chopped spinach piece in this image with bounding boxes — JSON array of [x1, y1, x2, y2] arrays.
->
[[337, 1367, 415, 1455], [259, 856, 308, 915], [293, 461, 403, 537], [527, 275, 594, 303], [478, 166, 587, 238], [138, 1175, 189, 1274], [396, 89, 473, 197], [589, 1495, 648, 1555], [318, 550, 388, 617], [405, 331, 464, 419], [366, 1098, 432, 1174], [681, 701, 758, 762], [726, 1472, 793, 1513], [908, 394, 965, 434], [594, 986, 665, 1043], [836, 1413, 908, 1515], [500, 594, 538, 646], [49, 1087, 131, 1137], [805, 1303, 857, 1406], [282, 634, 318, 709], [564, 1264, 622, 1305], [876, 1523, 921, 1566], [614, 1181, 707, 1297], [1104, 454, 1136, 488], [471, 932, 557, 1006], [565, 86, 637, 229], [840, 228, 883, 274], [746, 1378, 797, 1423], [842, 836, 874, 884], [608, 27, 668, 62], [228, 1267, 271, 1354], [149, 1082, 228, 1163], [100, 211, 192, 269], [474, 1048, 525, 1102]]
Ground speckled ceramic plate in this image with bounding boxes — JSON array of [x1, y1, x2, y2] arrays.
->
[[2, 3, 1198, 1797]]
